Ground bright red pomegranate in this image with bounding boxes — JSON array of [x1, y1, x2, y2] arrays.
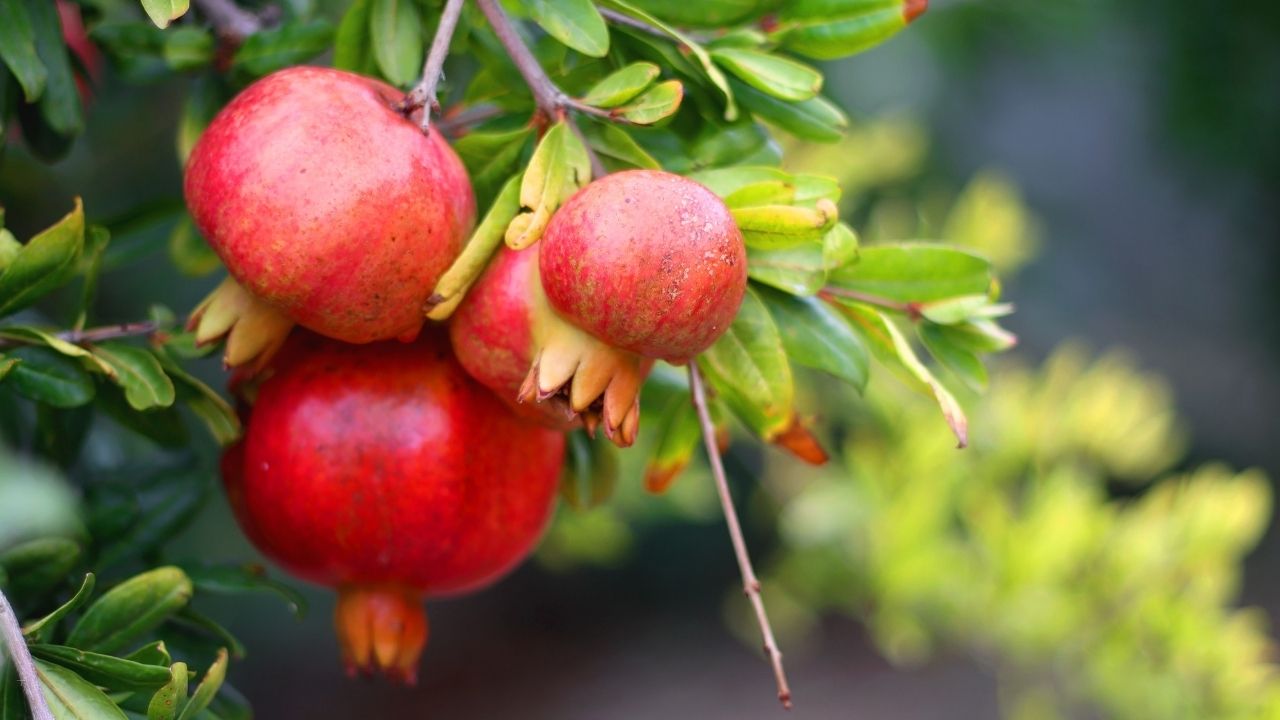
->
[[186, 66, 475, 346], [538, 170, 747, 363], [449, 244, 651, 445], [224, 331, 564, 682]]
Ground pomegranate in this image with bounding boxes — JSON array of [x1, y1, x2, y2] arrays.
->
[[450, 244, 652, 444], [186, 66, 475, 350], [224, 331, 564, 682], [538, 170, 747, 363]]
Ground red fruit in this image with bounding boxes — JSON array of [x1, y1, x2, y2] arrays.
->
[[224, 331, 564, 682], [185, 66, 475, 345], [538, 170, 747, 364], [450, 244, 651, 444]]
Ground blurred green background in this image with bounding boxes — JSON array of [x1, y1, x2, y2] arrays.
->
[[3, 0, 1279, 717]]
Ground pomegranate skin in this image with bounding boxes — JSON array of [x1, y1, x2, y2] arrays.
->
[[538, 170, 747, 363], [230, 331, 564, 596], [185, 66, 475, 344]]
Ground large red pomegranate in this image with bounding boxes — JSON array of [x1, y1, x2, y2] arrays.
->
[[538, 170, 747, 363], [449, 244, 651, 445], [186, 66, 475, 346], [224, 331, 564, 682]]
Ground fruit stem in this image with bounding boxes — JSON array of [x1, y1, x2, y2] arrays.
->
[[474, 0, 607, 175], [0, 321, 159, 350], [402, 0, 466, 133], [191, 0, 263, 40], [688, 363, 794, 710], [0, 589, 55, 720]]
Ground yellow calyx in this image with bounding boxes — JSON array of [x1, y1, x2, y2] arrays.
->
[[188, 277, 294, 373]]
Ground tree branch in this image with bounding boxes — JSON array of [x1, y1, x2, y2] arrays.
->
[[0, 590, 54, 720], [401, 0, 467, 132], [688, 363, 793, 710], [0, 321, 159, 350], [191, 0, 263, 40]]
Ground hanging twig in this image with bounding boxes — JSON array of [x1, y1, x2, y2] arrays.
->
[[401, 0, 467, 132], [191, 0, 263, 41], [0, 590, 54, 720], [688, 363, 793, 710]]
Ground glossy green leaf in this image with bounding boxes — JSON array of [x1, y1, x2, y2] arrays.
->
[[232, 20, 334, 79], [0, 327, 111, 375], [528, 0, 609, 58], [95, 475, 207, 567], [139, 0, 189, 29], [839, 303, 968, 447], [30, 2, 89, 140], [733, 80, 847, 142], [931, 318, 1017, 355], [584, 123, 660, 170], [775, 1, 910, 61], [92, 343, 175, 411], [161, 27, 212, 71], [507, 122, 591, 249], [182, 564, 306, 618], [723, 181, 797, 208], [0, 538, 81, 599], [333, 0, 374, 74], [759, 286, 869, 390], [73, 227, 111, 331], [0, 198, 85, 318], [917, 294, 993, 325], [2, 346, 95, 408], [920, 321, 987, 391], [733, 202, 836, 249], [163, 363, 239, 446], [124, 642, 172, 668], [560, 431, 619, 511], [747, 245, 828, 296], [625, 0, 780, 27], [147, 662, 187, 720], [643, 392, 702, 494], [691, 166, 841, 206], [170, 607, 245, 660], [0, 0, 47, 102], [453, 126, 534, 208], [828, 243, 994, 304], [66, 567, 194, 654], [30, 646, 174, 692], [95, 384, 188, 448], [581, 62, 659, 107], [167, 215, 219, 277], [35, 660, 128, 720], [174, 649, 226, 720], [711, 47, 822, 102], [617, 80, 683, 124], [0, 230, 22, 270], [698, 287, 795, 439], [1, 668, 23, 720], [23, 573, 95, 643], [369, 0, 422, 87]]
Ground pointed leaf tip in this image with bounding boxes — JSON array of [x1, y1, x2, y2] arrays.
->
[[905, 0, 928, 23]]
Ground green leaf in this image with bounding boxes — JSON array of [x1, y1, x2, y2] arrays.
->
[[124, 642, 172, 668], [333, 0, 374, 73], [96, 384, 188, 448], [643, 391, 702, 494], [0, 355, 17, 383], [369, 0, 422, 87], [66, 567, 194, 654], [30, 646, 174, 692], [560, 431, 619, 511], [839, 303, 968, 447], [527, 0, 609, 58], [0, 0, 48, 102], [73, 227, 111, 331], [507, 121, 591, 249], [35, 660, 128, 720], [139, 0, 189, 28], [732, 79, 847, 143], [167, 215, 220, 277], [0, 198, 85, 318], [698, 287, 794, 439], [929, 318, 1017, 355], [206, 682, 250, 720], [711, 47, 822, 102], [147, 662, 187, 720], [453, 126, 534, 209], [0, 230, 22, 270], [617, 79, 683, 124], [827, 243, 994, 304], [169, 607, 244, 660], [584, 123, 659, 170], [3, 346, 95, 408], [161, 27, 213, 71], [25, 0, 82, 136], [91, 344, 176, 411], [232, 20, 334, 79], [723, 180, 797, 208], [775, 2, 910, 61], [920, 321, 987, 391], [625, 0, 779, 27], [691, 166, 841, 206], [162, 362, 239, 446], [174, 649, 226, 720], [581, 62, 659, 107], [732, 202, 837, 249], [1, 668, 24, 720], [747, 245, 829, 296], [0, 538, 81, 599], [23, 573, 95, 643], [181, 564, 306, 618], [759, 286, 869, 390], [95, 474, 207, 568]]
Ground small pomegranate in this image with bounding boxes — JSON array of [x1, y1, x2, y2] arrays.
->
[[539, 170, 747, 363], [224, 331, 564, 682], [450, 244, 651, 440], [186, 66, 475, 354]]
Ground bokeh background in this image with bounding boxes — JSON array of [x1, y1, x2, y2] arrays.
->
[[3, 0, 1279, 717]]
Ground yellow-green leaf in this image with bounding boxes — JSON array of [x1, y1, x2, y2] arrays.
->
[[711, 47, 822, 102], [581, 61, 659, 107]]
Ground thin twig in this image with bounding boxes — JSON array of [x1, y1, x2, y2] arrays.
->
[[0, 590, 54, 720], [401, 0, 467, 132], [191, 0, 262, 40], [0, 321, 159, 350], [598, 6, 669, 40], [688, 363, 793, 710], [819, 287, 921, 319]]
